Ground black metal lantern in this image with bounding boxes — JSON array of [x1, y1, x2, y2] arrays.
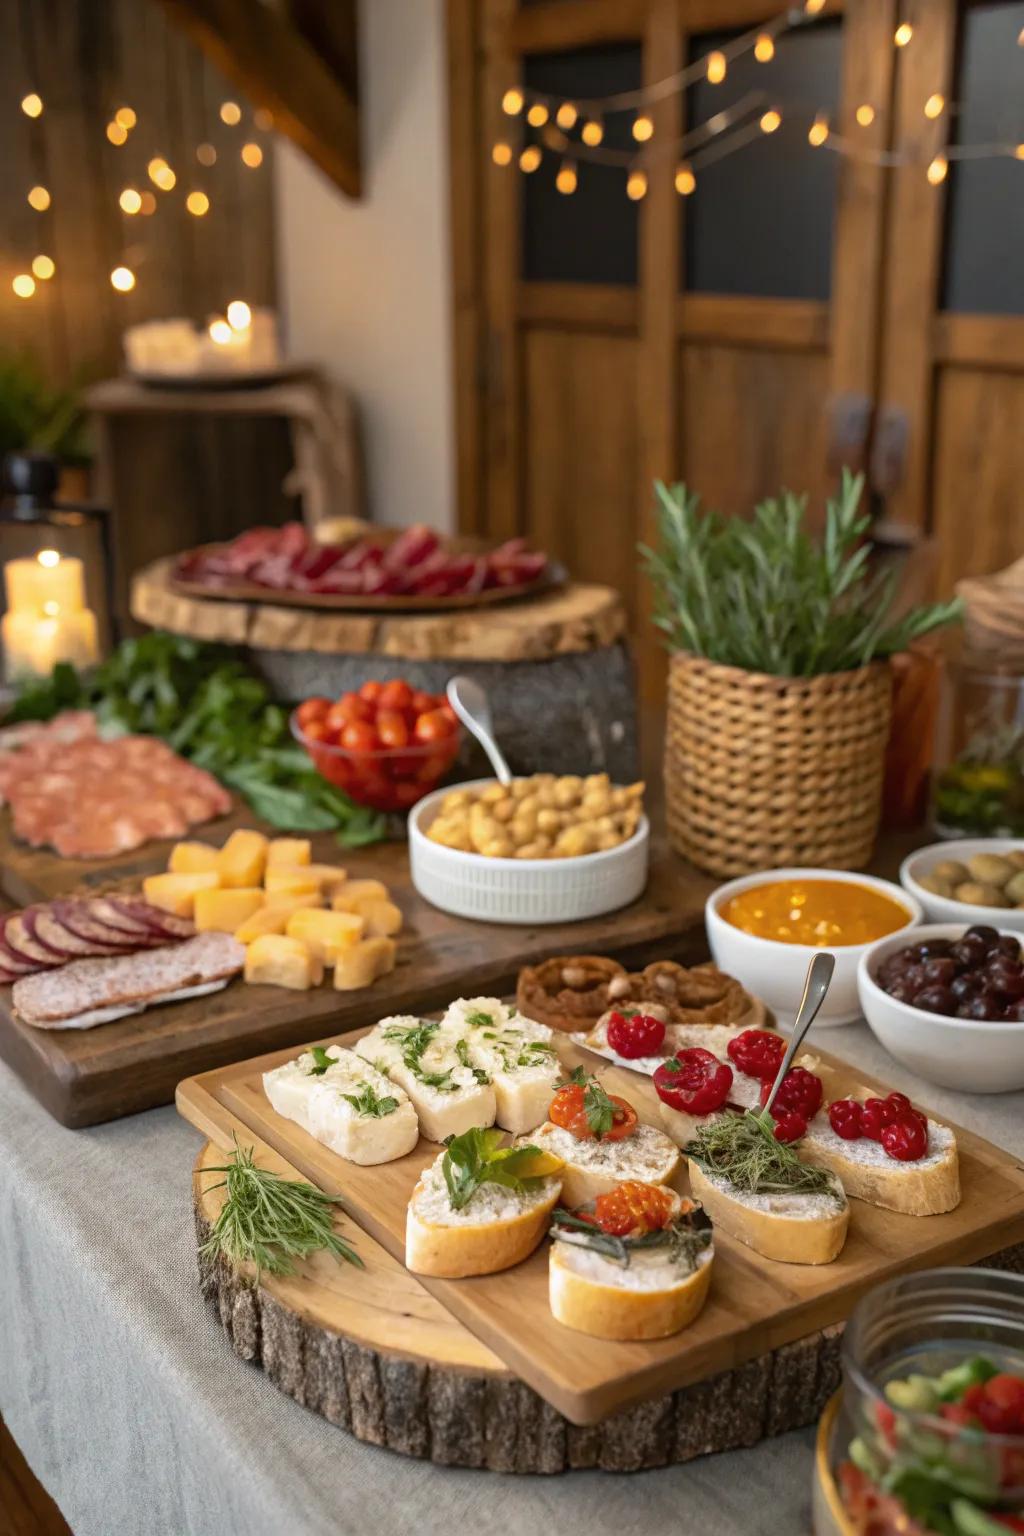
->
[[0, 451, 118, 682]]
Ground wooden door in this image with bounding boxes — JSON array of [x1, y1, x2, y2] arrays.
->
[[449, 0, 895, 693]]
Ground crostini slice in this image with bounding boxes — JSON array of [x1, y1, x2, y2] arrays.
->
[[549, 1185, 714, 1341], [405, 1126, 563, 1277], [355, 1015, 496, 1142], [575, 1013, 751, 1077], [801, 1095, 960, 1216], [263, 1044, 420, 1165], [525, 1067, 680, 1207]]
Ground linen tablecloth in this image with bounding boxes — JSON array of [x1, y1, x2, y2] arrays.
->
[[2, 1023, 1022, 1536]]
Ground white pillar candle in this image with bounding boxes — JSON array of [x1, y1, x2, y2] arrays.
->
[[1, 549, 100, 680]]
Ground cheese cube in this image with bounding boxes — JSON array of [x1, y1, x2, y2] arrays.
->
[[334, 937, 397, 991], [265, 838, 312, 869], [264, 870, 322, 899], [217, 829, 269, 888], [332, 879, 389, 913], [262, 1046, 419, 1165], [272, 863, 348, 893], [142, 871, 220, 918], [285, 908, 364, 965], [194, 887, 265, 933], [234, 898, 315, 943], [356, 899, 402, 938], [244, 934, 323, 990], [168, 841, 221, 875]]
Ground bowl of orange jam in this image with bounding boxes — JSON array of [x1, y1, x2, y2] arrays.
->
[[706, 869, 922, 1027]]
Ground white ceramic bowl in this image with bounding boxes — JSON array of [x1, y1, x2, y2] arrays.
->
[[858, 922, 1024, 1093], [900, 838, 1024, 934], [705, 868, 921, 1028], [408, 778, 650, 924]]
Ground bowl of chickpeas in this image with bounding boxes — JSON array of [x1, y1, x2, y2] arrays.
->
[[408, 774, 649, 924], [900, 839, 1024, 934]]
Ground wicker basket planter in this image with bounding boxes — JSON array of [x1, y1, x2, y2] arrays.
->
[[665, 652, 893, 878]]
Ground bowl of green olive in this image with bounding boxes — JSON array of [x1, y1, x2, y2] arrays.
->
[[900, 839, 1024, 933]]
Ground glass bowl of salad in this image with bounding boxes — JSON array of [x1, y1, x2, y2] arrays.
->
[[823, 1268, 1024, 1535]]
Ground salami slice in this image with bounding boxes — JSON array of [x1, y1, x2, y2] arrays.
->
[[29, 907, 132, 959], [107, 899, 196, 939], [52, 901, 149, 948], [0, 934, 40, 974], [80, 898, 155, 936], [3, 913, 63, 967]]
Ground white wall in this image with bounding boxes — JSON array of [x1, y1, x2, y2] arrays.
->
[[274, 0, 454, 531]]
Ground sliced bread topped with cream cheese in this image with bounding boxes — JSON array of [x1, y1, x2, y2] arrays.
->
[[801, 1090, 960, 1216], [526, 1067, 680, 1207], [263, 1044, 419, 1165], [574, 1011, 751, 1077]]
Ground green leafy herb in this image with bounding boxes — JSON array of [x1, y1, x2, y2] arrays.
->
[[199, 1136, 363, 1281], [640, 469, 962, 677], [440, 1127, 548, 1211], [685, 1110, 840, 1200], [455, 1038, 491, 1085], [568, 1065, 616, 1139], [551, 1207, 712, 1273], [464, 1010, 494, 1028], [341, 1083, 399, 1119], [382, 1020, 456, 1092], [307, 1045, 334, 1076]]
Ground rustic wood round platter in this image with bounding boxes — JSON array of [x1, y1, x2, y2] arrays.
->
[[194, 1136, 940, 1475]]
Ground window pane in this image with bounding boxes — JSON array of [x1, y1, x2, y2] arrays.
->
[[941, 2, 1024, 315], [521, 44, 642, 285], [682, 21, 842, 299]]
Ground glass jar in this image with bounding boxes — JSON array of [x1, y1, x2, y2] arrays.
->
[[934, 638, 1024, 838]]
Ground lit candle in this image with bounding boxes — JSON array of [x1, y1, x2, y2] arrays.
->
[[2, 549, 100, 680]]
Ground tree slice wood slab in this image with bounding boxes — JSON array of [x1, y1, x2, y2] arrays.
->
[[193, 1139, 1024, 1473]]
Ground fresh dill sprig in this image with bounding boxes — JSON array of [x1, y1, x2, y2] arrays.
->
[[199, 1137, 364, 1281], [685, 1111, 839, 1200]]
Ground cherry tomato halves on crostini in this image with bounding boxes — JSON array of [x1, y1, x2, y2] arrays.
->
[[590, 1181, 676, 1237], [653, 1048, 732, 1116], [548, 1082, 638, 1141]]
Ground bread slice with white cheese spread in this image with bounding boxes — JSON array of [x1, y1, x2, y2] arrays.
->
[[263, 1044, 419, 1165], [687, 1161, 849, 1265], [441, 997, 561, 1134], [526, 1119, 680, 1208], [801, 1105, 960, 1216]]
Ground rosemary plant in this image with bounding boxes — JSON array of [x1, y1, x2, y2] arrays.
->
[[640, 469, 961, 677], [685, 1111, 840, 1201]]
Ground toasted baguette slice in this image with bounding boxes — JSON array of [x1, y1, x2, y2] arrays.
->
[[688, 1161, 849, 1265], [801, 1110, 960, 1216], [526, 1120, 680, 1208], [575, 1019, 751, 1078], [263, 1045, 419, 1165], [406, 1150, 561, 1277]]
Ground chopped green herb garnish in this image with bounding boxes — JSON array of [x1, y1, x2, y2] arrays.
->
[[685, 1110, 839, 1199], [568, 1065, 616, 1139], [455, 1038, 491, 1085], [341, 1083, 399, 1119], [464, 1010, 494, 1028], [307, 1045, 334, 1076]]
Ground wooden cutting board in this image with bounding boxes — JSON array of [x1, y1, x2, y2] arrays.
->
[[177, 1025, 1024, 1426], [0, 809, 715, 1127]]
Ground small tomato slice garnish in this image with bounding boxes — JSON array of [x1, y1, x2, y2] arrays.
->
[[548, 1081, 637, 1141], [592, 1181, 676, 1237], [654, 1048, 732, 1116]]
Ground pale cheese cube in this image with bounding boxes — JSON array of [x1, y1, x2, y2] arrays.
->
[[262, 1045, 419, 1165], [442, 998, 561, 1135], [244, 934, 323, 990], [354, 1015, 496, 1143], [265, 838, 312, 869]]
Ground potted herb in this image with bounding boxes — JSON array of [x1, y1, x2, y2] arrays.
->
[[641, 470, 961, 875], [0, 351, 92, 498]]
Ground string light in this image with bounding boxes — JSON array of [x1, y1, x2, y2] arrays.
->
[[106, 121, 128, 146], [197, 143, 217, 166], [27, 185, 50, 211], [12, 274, 36, 299], [927, 154, 948, 184], [706, 51, 727, 85], [555, 159, 578, 195], [227, 300, 251, 329], [220, 101, 242, 125], [805, 0, 826, 12], [1017, 144, 1024, 160], [581, 118, 604, 147], [754, 34, 775, 62], [519, 144, 542, 173], [110, 266, 136, 292], [20, 93, 43, 118], [186, 190, 210, 216], [492, 141, 512, 166], [626, 169, 647, 200], [526, 102, 549, 127], [119, 187, 142, 214], [241, 143, 263, 168], [31, 255, 55, 280], [148, 158, 176, 191], [856, 103, 876, 127], [632, 113, 654, 142], [253, 108, 274, 130], [894, 23, 913, 46], [924, 93, 945, 119], [675, 163, 696, 195], [209, 319, 232, 344], [555, 102, 578, 131], [139, 191, 157, 215], [115, 106, 137, 129], [502, 89, 523, 116], [808, 113, 829, 146], [760, 108, 782, 133]]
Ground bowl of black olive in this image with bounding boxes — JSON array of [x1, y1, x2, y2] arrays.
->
[[858, 924, 1024, 1093]]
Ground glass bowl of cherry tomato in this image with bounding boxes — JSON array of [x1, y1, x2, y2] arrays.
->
[[291, 680, 461, 813]]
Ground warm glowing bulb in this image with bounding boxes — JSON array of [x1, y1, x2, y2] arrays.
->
[[31, 255, 54, 280], [1016, 144, 1024, 160], [37, 549, 60, 568], [119, 187, 142, 214], [21, 93, 43, 118], [27, 185, 50, 211], [518, 145, 542, 173], [110, 266, 135, 292], [208, 319, 232, 344], [115, 106, 137, 129], [675, 163, 696, 196], [580, 118, 603, 147], [555, 160, 577, 195], [148, 157, 167, 183], [706, 50, 727, 84], [12, 274, 35, 299], [526, 102, 549, 128], [927, 154, 948, 184], [924, 93, 945, 119], [186, 190, 210, 216], [808, 114, 829, 146], [632, 114, 654, 143], [626, 169, 647, 201], [555, 102, 578, 130], [502, 89, 524, 116], [760, 108, 782, 133], [754, 33, 775, 62], [492, 141, 512, 166], [805, 0, 826, 12], [197, 143, 217, 167], [894, 23, 913, 46], [856, 103, 875, 127], [241, 142, 263, 168], [42, 600, 59, 617], [139, 191, 157, 215], [253, 108, 274, 131], [220, 101, 242, 125], [227, 300, 251, 330], [106, 121, 128, 146]]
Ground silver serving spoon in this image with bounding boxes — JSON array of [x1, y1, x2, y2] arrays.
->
[[761, 951, 835, 1117], [446, 676, 512, 786]]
